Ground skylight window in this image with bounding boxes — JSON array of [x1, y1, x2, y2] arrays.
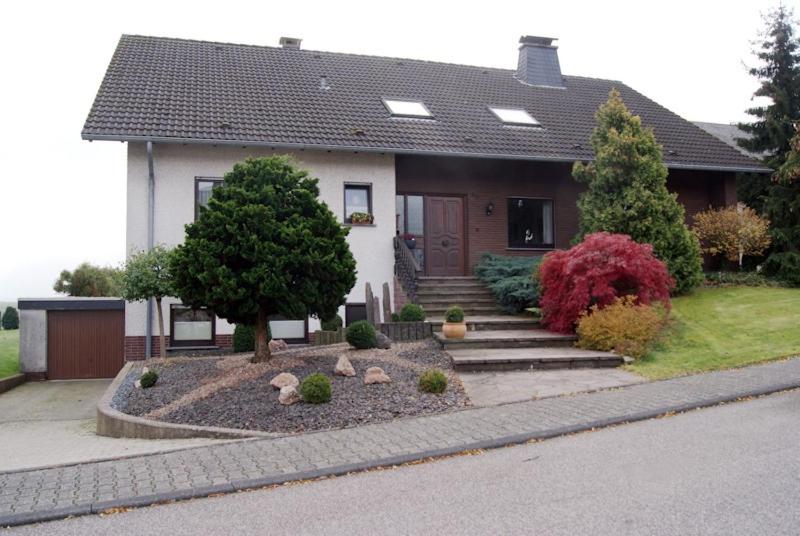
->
[[383, 99, 432, 118], [489, 107, 540, 126]]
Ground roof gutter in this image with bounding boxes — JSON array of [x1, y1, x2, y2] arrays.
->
[[82, 133, 772, 174]]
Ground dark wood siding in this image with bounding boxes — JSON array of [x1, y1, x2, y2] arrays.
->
[[396, 155, 737, 272], [47, 310, 125, 379]]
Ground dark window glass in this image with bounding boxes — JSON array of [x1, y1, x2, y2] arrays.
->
[[507, 198, 554, 249], [345, 303, 368, 326], [344, 184, 372, 221], [170, 305, 214, 347], [195, 178, 223, 220]]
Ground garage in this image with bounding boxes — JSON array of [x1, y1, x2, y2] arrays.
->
[[19, 298, 125, 380]]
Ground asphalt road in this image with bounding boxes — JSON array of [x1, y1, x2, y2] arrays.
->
[[6, 390, 800, 535]]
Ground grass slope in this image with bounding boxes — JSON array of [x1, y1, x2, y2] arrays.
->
[[631, 287, 800, 379], [0, 329, 19, 379]]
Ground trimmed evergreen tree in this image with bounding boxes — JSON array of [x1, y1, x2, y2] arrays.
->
[[573, 89, 703, 294], [739, 7, 800, 285], [171, 156, 357, 362], [737, 6, 800, 217], [1, 306, 19, 330]]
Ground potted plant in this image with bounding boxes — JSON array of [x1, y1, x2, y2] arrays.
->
[[442, 305, 466, 339], [350, 212, 373, 224], [403, 232, 416, 249]]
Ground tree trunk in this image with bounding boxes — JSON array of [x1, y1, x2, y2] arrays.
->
[[252, 306, 271, 363], [155, 297, 167, 358]]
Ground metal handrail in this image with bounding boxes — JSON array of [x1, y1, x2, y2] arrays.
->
[[393, 236, 422, 301]]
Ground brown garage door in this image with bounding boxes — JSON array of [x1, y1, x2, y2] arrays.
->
[[47, 310, 125, 379]]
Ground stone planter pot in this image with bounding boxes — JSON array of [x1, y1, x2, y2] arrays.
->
[[442, 321, 466, 339]]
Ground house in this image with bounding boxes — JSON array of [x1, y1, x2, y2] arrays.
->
[[83, 34, 768, 360]]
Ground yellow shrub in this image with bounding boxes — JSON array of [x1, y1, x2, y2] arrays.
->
[[576, 296, 667, 359]]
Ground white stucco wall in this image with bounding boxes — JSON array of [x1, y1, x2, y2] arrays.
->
[[126, 143, 396, 337]]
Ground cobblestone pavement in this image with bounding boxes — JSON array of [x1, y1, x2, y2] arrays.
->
[[2, 357, 800, 527]]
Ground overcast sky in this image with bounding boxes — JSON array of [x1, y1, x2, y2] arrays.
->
[[0, 0, 783, 300]]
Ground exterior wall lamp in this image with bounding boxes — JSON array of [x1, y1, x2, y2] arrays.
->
[[485, 201, 494, 216]]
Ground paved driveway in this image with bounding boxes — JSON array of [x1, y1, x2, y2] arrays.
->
[[0, 381, 227, 473]]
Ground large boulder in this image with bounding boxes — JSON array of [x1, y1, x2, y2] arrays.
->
[[278, 385, 301, 405], [270, 372, 299, 390], [334, 354, 356, 377], [375, 332, 392, 349], [269, 339, 289, 353], [364, 366, 391, 385]]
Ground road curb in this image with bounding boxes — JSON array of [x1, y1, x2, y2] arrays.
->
[[2, 375, 798, 528]]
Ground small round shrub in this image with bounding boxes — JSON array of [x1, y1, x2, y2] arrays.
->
[[576, 296, 667, 359], [300, 373, 332, 404], [444, 306, 464, 323], [539, 232, 674, 333], [391, 312, 400, 322], [399, 303, 426, 322], [140, 370, 159, 389], [321, 314, 343, 331], [346, 320, 377, 349], [419, 369, 448, 394], [233, 323, 271, 353], [233, 324, 255, 352]]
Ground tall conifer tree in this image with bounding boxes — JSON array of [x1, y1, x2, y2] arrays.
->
[[574, 90, 703, 294]]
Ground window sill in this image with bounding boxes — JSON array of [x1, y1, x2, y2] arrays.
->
[[344, 222, 377, 227], [505, 247, 556, 252], [167, 345, 219, 351]]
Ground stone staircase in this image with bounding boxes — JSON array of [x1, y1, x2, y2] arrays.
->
[[418, 276, 624, 372], [416, 276, 502, 316]]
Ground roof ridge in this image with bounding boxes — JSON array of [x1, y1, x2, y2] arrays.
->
[[119, 34, 621, 84]]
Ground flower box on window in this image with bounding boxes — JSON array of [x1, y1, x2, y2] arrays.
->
[[349, 211, 374, 225]]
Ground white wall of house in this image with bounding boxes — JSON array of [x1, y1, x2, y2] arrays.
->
[[125, 142, 396, 338]]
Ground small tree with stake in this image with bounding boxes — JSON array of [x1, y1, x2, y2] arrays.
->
[[170, 156, 357, 363], [121, 246, 174, 358], [693, 204, 772, 270]]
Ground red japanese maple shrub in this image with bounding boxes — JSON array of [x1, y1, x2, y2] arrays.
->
[[538, 232, 674, 333]]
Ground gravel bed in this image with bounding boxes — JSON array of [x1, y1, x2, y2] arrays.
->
[[115, 341, 468, 434], [119, 358, 224, 417]]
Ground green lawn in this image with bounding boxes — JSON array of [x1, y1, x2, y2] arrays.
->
[[630, 286, 800, 380], [0, 329, 19, 379]]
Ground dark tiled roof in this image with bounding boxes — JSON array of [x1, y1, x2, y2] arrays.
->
[[693, 121, 766, 159], [83, 35, 769, 172]]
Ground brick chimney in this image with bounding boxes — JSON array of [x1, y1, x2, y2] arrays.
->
[[516, 36, 564, 88]]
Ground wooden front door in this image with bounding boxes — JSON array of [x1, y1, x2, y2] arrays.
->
[[47, 310, 125, 379], [425, 196, 465, 276]]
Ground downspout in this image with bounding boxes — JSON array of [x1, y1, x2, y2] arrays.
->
[[145, 141, 155, 358]]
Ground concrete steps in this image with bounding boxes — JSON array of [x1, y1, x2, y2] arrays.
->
[[418, 276, 623, 372], [447, 347, 626, 372], [428, 315, 541, 332], [424, 304, 503, 315], [434, 329, 576, 350]]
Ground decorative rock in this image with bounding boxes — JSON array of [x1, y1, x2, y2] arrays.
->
[[278, 385, 301, 405], [334, 354, 356, 377], [134, 379, 142, 389], [269, 339, 289, 352], [142, 366, 149, 374], [270, 372, 299, 390], [364, 366, 391, 385], [375, 332, 392, 349]]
